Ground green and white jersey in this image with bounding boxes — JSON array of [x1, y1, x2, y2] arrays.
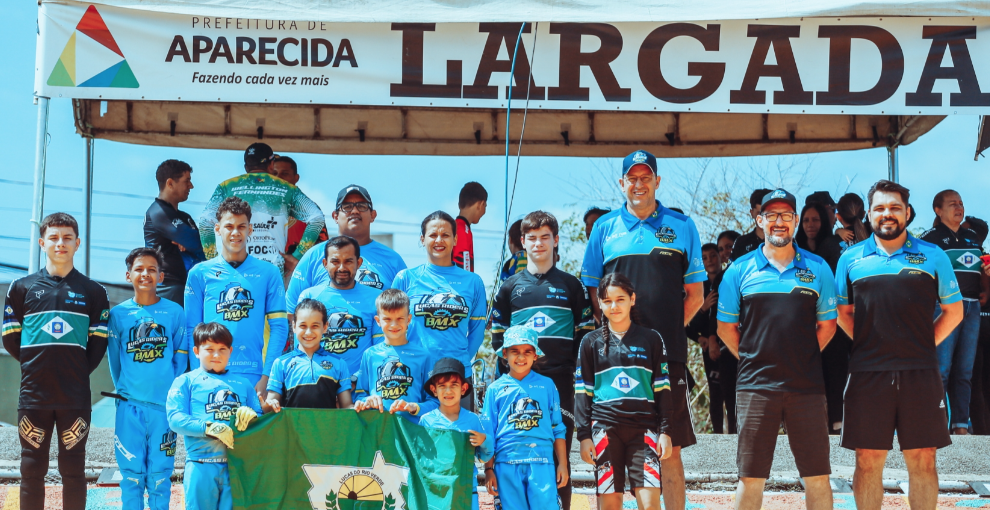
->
[[574, 324, 671, 442], [921, 223, 984, 300], [199, 173, 325, 275]]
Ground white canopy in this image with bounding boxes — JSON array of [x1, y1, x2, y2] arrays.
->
[[83, 0, 990, 23]]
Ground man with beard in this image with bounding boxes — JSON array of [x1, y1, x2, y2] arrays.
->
[[297, 236, 382, 389], [836, 180, 963, 510], [717, 189, 837, 510]]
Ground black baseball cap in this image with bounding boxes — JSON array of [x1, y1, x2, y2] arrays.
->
[[761, 189, 797, 212], [244, 143, 274, 167], [806, 191, 836, 208], [335, 185, 373, 209], [424, 357, 472, 397]]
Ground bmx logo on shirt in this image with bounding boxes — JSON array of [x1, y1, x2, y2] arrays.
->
[[655, 225, 677, 243], [905, 253, 927, 265], [507, 398, 543, 431], [322, 310, 367, 354], [205, 389, 242, 421], [127, 318, 169, 362], [356, 269, 385, 290], [216, 283, 255, 321], [376, 358, 414, 400], [320, 360, 334, 370], [160, 431, 177, 457], [414, 293, 469, 331], [794, 268, 816, 284]]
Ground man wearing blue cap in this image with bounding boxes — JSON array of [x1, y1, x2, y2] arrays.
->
[[581, 150, 706, 510]]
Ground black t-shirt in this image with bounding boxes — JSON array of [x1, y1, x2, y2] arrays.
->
[[729, 228, 762, 262], [144, 198, 206, 285], [920, 223, 984, 300]]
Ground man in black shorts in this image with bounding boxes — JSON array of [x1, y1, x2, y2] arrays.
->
[[717, 189, 837, 510], [836, 180, 963, 510], [582, 150, 706, 510]]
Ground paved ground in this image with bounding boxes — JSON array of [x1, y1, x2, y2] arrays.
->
[[1, 485, 989, 510]]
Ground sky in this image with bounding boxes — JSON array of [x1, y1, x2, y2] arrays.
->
[[4, 4, 990, 286]]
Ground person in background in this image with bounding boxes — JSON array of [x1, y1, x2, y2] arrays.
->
[[454, 182, 488, 272], [717, 231, 740, 269], [805, 191, 838, 232], [500, 219, 526, 282], [796, 203, 842, 272], [145, 159, 204, 304], [584, 206, 611, 240], [730, 189, 773, 261], [921, 190, 984, 435], [835, 193, 870, 252], [712, 232, 739, 433], [272, 155, 330, 258], [688, 243, 726, 433]]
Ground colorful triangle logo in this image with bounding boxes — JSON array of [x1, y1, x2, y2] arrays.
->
[[47, 5, 138, 88]]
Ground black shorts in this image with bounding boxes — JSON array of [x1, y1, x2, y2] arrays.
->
[[840, 369, 951, 451], [667, 361, 698, 448], [592, 421, 661, 494], [736, 390, 830, 478]]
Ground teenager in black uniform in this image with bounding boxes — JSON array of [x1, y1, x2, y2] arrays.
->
[[144, 159, 204, 304], [3, 213, 110, 510], [921, 189, 984, 434], [576, 272, 672, 510], [492, 210, 594, 509]]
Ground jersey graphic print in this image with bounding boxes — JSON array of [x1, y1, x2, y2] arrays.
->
[[655, 225, 676, 243], [205, 389, 242, 421], [795, 268, 817, 283], [905, 253, 927, 265], [323, 309, 368, 355], [414, 292, 469, 331], [508, 398, 543, 431], [160, 431, 177, 457], [216, 283, 254, 321], [61, 417, 89, 449], [127, 318, 169, 363], [355, 268, 384, 290], [18, 416, 45, 449], [376, 358, 414, 400]]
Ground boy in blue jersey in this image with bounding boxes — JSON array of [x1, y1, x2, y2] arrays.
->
[[419, 357, 493, 510], [286, 185, 407, 321], [483, 326, 568, 510], [353, 289, 437, 423], [266, 298, 353, 411], [167, 322, 262, 510], [107, 247, 187, 510], [185, 196, 288, 402], [297, 236, 382, 388]]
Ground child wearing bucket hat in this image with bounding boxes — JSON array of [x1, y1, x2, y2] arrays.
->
[[482, 326, 568, 510], [419, 358, 493, 510]]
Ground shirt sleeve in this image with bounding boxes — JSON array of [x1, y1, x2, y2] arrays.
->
[[682, 217, 707, 284], [1, 281, 25, 361], [574, 335, 595, 442], [266, 358, 285, 394], [571, 278, 595, 359], [198, 184, 226, 260], [816, 263, 839, 320], [716, 264, 742, 324], [453, 218, 471, 270], [466, 275, 488, 359], [834, 252, 852, 306], [264, 272, 289, 377], [88, 286, 111, 374], [652, 333, 672, 435], [288, 188, 326, 260], [549, 382, 566, 440], [580, 220, 606, 289], [286, 245, 320, 315], [106, 309, 122, 388], [335, 360, 352, 394], [244, 378, 263, 414], [166, 375, 207, 436], [475, 414, 495, 463], [490, 280, 512, 353], [353, 351, 370, 400], [185, 270, 205, 370], [172, 310, 189, 378], [934, 249, 963, 304]]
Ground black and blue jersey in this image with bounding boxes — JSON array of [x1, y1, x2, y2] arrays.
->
[[920, 223, 984, 301], [581, 202, 706, 363], [717, 246, 838, 393], [836, 234, 961, 372], [267, 347, 351, 409]]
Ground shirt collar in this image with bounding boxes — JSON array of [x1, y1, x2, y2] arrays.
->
[[752, 243, 806, 272], [863, 232, 921, 257], [292, 346, 329, 358], [619, 200, 666, 230]]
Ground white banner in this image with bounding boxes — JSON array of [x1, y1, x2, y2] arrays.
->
[[36, 2, 990, 114]]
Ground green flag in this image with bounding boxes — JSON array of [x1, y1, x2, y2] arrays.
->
[[227, 409, 476, 510]]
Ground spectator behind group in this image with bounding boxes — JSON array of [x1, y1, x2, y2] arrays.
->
[[716, 230, 740, 268], [272, 155, 330, 257], [500, 219, 526, 282], [835, 193, 870, 251], [198, 143, 325, 281], [688, 243, 728, 433], [805, 191, 838, 232], [454, 182, 489, 272], [730, 189, 773, 261], [145, 159, 205, 304], [583, 206, 611, 240], [796, 202, 842, 272]]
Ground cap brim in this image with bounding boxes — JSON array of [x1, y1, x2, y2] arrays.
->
[[496, 344, 545, 358], [761, 199, 797, 211]]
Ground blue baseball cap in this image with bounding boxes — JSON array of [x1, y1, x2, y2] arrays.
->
[[495, 325, 545, 358], [622, 150, 658, 176]]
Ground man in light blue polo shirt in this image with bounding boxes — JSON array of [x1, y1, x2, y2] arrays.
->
[[581, 150, 706, 510], [717, 189, 837, 510]]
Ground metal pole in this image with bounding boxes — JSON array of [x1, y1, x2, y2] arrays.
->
[[84, 138, 93, 275], [887, 145, 899, 183], [28, 96, 50, 273]]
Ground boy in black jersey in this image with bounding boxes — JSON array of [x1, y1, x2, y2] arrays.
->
[[492, 211, 594, 508], [3, 213, 110, 510], [576, 272, 671, 510]]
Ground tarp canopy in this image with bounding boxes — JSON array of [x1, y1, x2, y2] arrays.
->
[[77, 0, 990, 23]]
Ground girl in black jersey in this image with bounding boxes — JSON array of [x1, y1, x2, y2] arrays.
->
[[575, 273, 672, 510]]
